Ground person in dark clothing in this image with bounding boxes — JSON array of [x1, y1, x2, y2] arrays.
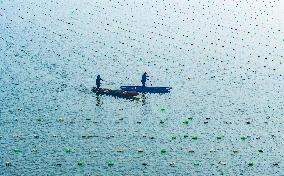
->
[[141, 72, 149, 88], [96, 75, 103, 89]]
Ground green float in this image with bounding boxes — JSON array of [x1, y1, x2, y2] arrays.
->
[[161, 149, 166, 154], [14, 149, 21, 154], [36, 117, 43, 122], [216, 136, 223, 140], [64, 148, 71, 153], [108, 160, 114, 166], [248, 161, 254, 166], [78, 160, 84, 166], [192, 136, 198, 140]]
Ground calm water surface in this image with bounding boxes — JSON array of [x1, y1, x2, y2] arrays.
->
[[0, 0, 284, 175]]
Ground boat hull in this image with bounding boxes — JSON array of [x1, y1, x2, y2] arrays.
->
[[120, 86, 172, 93], [92, 87, 139, 99]]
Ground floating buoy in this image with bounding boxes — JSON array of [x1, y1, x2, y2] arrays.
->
[[183, 120, 189, 124], [14, 149, 21, 154], [31, 148, 38, 152], [138, 148, 144, 153], [160, 108, 165, 112], [160, 119, 165, 124], [36, 117, 43, 122], [171, 135, 176, 140], [258, 149, 263, 153], [188, 116, 193, 120], [106, 134, 114, 139], [107, 160, 114, 166], [248, 161, 254, 166], [64, 148, 71, 153], [192, 136, 198, 140], [194, 162, 200, 166], [117, 149, 124, 153], [78, 160, 84, 166], [240, 135, 247, 140], [188, 150, 194, 153], [161, 149, 166, 154], [184, 134, 189, 138], [216, 136, 223, 140], [5, 162, 11, 166]]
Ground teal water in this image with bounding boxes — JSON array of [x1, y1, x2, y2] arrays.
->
[[0, 0, 284, 175]]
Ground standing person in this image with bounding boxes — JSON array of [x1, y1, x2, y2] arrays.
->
[[96, 75, 103, 89], [141, 72, 149, 88]]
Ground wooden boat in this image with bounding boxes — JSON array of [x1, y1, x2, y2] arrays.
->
[[92, 87, 139, 99]]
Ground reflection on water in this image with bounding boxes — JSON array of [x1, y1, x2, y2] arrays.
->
[[95, 92, 148, 106], [141, 93, 146, 106], [96, 95, 102, 107]]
